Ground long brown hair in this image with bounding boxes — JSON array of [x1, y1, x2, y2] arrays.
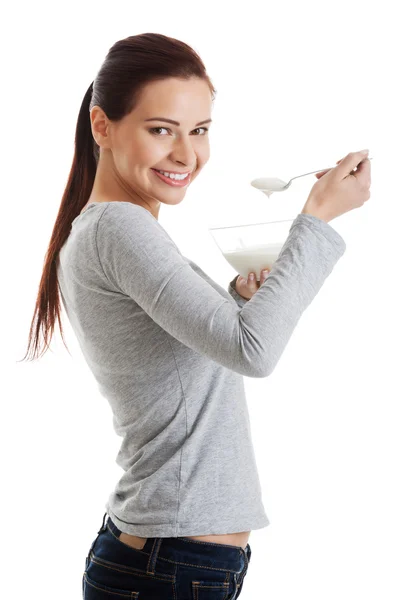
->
[[19, 32, 217, 363]]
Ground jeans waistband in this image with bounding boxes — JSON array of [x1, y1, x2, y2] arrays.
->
[[103, 511, 251, 575]]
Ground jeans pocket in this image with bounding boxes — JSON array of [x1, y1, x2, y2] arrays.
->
[[83, 570, 140, 598], [191, 578, 231, 599]]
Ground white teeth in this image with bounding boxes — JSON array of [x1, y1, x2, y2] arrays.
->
[[158, 170, 189, 180]]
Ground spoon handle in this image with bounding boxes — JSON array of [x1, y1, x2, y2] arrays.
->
[[288, 157, 373, 184]]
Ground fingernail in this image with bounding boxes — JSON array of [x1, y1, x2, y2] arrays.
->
[[361, 149, 369, 154], [249, 273, 255, 280], [262, 269, 269, 276]]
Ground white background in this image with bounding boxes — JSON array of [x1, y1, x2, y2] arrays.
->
[[6, 0, 400, 598]]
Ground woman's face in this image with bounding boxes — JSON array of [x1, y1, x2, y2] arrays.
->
[[90, 77, 213, 218]]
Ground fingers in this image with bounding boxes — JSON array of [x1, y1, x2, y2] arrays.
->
[[353, 157, 371, 188], [242, 268, 270, 287], [344, 153, 371, 185], [245, 272, 259, 291], [334, 149, 369, 180], [238, 268, 270, 290], [314, 151, 367, 179]]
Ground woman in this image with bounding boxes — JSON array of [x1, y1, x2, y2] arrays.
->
[[21, 32, 370, 600]]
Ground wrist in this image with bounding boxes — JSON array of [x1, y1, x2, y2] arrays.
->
[[301, 202, 330, 223]]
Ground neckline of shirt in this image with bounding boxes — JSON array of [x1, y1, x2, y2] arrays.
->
[[72, 201, 158, 224]]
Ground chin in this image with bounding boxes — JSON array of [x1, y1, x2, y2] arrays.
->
[[165, 197, 187, 207]]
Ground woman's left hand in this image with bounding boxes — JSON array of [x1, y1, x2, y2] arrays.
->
[[235, 268, 270, 300]]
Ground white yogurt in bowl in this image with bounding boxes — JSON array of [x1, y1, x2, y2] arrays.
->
[[222, 242, 284, 280], [209, 219, 293, 281]]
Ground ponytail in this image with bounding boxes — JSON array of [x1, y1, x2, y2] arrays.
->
[[18, 81, 97, 361]]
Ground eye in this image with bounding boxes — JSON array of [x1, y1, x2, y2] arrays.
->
[[149, 127, 169, 135], [193, 127, 209, 135], [149, 127, 209, 136]]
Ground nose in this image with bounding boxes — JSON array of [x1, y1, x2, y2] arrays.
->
[[171, 136, 197, 169]]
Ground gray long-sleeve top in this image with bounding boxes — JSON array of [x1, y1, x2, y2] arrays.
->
[[57, 201, 346, 537]]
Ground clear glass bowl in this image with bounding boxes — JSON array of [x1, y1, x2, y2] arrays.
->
[[208, 218, 294, 281]]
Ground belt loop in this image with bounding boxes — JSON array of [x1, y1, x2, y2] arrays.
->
[[85, 512, 108, 570], [98, 511, 108, 533], [246, 543, 252, 563], [146, 538, 163, 575], [236, 546, 250, 591]]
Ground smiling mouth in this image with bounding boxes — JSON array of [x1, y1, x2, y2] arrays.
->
[[154, 169, 193, 175], [153, 170, 190, 178], [151, 168, 193, 186]]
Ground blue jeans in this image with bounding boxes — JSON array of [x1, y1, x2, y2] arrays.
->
[[83, 511, 252, 599]]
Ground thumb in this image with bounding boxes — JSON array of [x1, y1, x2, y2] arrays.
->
[[334, 149, 369, 180], [314, 153, 362, 179]]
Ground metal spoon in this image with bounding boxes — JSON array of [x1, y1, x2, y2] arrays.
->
[[251, 157, 373, 197]]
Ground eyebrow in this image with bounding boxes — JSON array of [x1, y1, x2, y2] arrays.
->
[[144, 117, 212, 126]]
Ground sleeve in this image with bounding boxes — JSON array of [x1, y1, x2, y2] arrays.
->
[[95, 203, 346, 378], [228, 274, 249, 308]]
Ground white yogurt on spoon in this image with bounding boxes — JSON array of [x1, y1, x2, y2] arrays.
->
[[250, 177, 288, 197], [250, 157, 374, 197]]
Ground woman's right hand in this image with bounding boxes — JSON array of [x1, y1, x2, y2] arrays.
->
[[301, 149, 372, 223]]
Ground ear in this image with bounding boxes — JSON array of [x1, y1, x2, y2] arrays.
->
[[90, 105, 112, 150]]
